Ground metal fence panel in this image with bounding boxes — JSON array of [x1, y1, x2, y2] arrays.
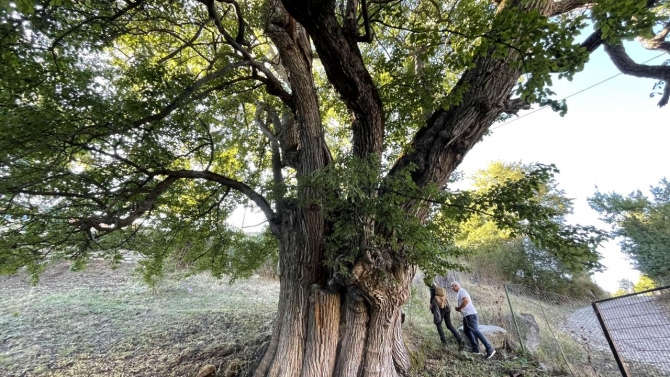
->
[[503, 282, 621, 376], [405, 271, 669, 376], [592, 286, 670, 377]]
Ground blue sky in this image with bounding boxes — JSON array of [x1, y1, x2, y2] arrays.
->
[[454, 41, 668, 293]]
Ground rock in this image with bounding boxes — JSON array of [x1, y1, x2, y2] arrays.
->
[[458, 324, 508, 350], [503, 313, 540, 353], [539, 362, 551, 372], [224, 359, 243, 377], [196, 364, 216, 377]]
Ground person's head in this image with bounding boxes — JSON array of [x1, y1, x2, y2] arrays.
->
[[450, 281, 461, 292]]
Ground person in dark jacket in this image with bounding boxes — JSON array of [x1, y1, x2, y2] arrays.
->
[[429, 284, 465, 350]]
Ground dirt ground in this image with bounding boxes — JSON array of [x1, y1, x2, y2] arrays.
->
[[1, 260, 558, 377], [0, 260, 279, 377]]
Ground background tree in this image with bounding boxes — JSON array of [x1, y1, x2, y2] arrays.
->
[[1, 0, 669, 375], [455, 161, 605, 298], [634, 275, 659, 291], [614, 275, 657, 296], [590, 178, 670, 286], [615, 278, 636, 296]]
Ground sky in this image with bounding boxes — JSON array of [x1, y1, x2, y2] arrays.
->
[[231, 39, 669, 294]]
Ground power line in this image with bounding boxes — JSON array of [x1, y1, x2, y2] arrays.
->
[[490, 52, 668, 131]]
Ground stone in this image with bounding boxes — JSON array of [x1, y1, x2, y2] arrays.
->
[[224, 359, 243, 377], [196, 364, 216, 377], [458, 324, 508, 350], [503, 313, 540, 353]]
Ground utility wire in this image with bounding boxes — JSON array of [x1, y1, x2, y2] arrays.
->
[[490, 52, 668, 131]]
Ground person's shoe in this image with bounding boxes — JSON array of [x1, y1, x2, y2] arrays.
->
[[458, 341, 465, 351], [485, 349, 496, 359]]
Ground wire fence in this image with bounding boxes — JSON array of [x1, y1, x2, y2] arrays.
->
[[503, 281, 621, 376], [405, 270, 626, 376], [592, 286, 670, 377], [409, 271, 670, 376]]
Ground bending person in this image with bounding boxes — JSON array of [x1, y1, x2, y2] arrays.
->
[[451, 281, 496, 359]]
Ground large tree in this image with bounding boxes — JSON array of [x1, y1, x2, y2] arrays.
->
[[1, 0, 668, 375]]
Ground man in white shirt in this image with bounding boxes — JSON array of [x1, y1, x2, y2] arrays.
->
[[451, 281, 496, 359]]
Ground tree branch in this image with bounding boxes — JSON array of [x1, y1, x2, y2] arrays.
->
[[158, 170, 278, 234], [344, 0, 358, 37], [358, 0, 374, 42], [157, 21, 208, 65], [638, 22, 670, 54], [49, 0, 145, 52], [131, 61, 250, 128], [579, 0, 659, 53], [200, 0, 294, 108], [580, 29, 603, 53], [254, 103, 285, 186], [603, 43, 670, 107], [502, 98, 531, 114], [659, 82, 670, 107], [73, 170, 278, 237], [74, 176, 179, 233], [7, 189, 106, 209], [281, 0, 385, 159], [549, 0, 593, 17], [217, 0, 249, 45], [69, 142, 151, 175]]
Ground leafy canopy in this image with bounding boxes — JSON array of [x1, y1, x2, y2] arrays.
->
[[589, 179, 670, 285], [0, 0, 664, 282], [308, 159, 604, 282]]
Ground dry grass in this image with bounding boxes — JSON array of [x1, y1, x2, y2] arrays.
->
[[0, 260, 278, 377], [1, 261, 608, 377], [402, 282, 556, 377]]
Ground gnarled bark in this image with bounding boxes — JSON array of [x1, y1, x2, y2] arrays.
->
[[253, 0, 652, 376]]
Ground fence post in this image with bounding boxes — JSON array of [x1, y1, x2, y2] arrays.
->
[[592, 301, 629, 377], [504, 284, 525, 354]]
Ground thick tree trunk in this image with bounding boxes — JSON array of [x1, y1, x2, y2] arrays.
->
[[334, 291, 368, 376], [255, 1, 559, 376], [254, 209, 414, 377]]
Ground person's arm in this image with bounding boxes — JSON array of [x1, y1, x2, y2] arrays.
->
[[455, 296, 470, 312]]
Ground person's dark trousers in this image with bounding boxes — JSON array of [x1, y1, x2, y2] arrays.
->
[[436, 307, 464, 344], [462, 314, 493, 353]]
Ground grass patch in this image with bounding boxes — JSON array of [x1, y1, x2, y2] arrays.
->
[[0, 261, 629, 376], [0, 261, 277, 377], [402, 281, 555, 377]]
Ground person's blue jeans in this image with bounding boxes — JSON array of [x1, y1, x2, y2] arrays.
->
[[463, 314, 493, 353]]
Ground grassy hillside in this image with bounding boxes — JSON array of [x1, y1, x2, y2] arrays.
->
[[1, 260, 561, 376]]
